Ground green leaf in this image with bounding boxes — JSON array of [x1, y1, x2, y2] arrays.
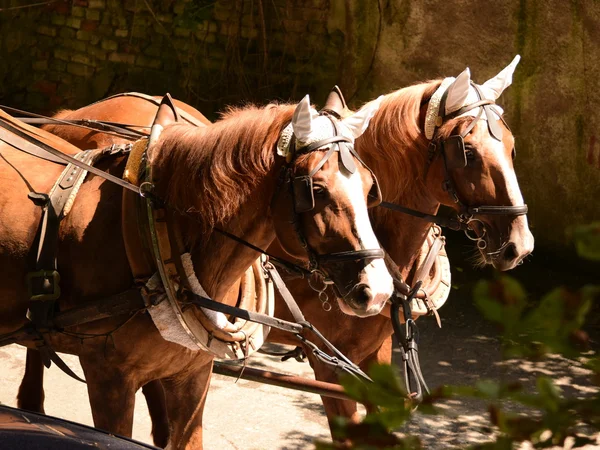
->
[[536, 377, 562, 412], [571, 222, 600, 261]]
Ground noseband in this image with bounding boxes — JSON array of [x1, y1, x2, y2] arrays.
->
[[427, 82, 528, 249], [282, 116, 384, 289]]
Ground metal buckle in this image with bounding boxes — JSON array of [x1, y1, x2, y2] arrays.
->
[[26, 270, 61, 301]]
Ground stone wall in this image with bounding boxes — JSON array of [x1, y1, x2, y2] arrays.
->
[[0, 0, 344, 117], [346, 0, 600, 254], [1, 0, 599, 253]]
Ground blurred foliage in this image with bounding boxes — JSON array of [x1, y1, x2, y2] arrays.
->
[[317, 225, 600, 449], [570, 222, 600, 262]]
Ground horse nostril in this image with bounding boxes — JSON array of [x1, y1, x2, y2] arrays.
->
[[502, 243, 518, 262], [350, 284, 372, 306]]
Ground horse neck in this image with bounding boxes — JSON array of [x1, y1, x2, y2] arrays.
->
[[181, 198, 276, 303], [362, 137, 441, 279], [153, 145, 283, 305]]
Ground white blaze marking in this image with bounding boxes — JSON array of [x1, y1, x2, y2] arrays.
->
[[489, 139, 524, 206], [489, 138, 534, 256], [336, 170, 394, 316]]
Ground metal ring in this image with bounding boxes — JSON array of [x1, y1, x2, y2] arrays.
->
[[139, 181, 155, 198], [464, 218, 486, 242], [477, 239, 487, 250], [308, 275, 326, 293]]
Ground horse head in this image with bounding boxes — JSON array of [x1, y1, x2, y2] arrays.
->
[[273, 95, 393, 317], [423, 56, 534, 270]]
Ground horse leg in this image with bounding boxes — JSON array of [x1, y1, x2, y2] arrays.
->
[[142, 380, 170, 448], [306, 336, 393, 438], [307, 352, 362, 429], [80, 357, 137, 437], [359, 336, 393, 415], [17, 348, 45, 413], [161, 354, 213, 450]]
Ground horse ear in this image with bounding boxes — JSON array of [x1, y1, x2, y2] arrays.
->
[[292, 95, 317, 142], [342, 95, 384, 139], [322, 85, 348, 117], [444, 68, 471, 115], [481, 55, 521, 100]]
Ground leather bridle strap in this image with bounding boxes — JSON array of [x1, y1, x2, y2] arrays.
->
[[317, 248, 384, 264], [288, 118, 385, 275], [379, 201, 467, 231], [466, 205, 528, 216]]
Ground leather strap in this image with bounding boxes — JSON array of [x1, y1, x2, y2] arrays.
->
[[317, 248, 384, 264], [0, 116, 141, 193], [37, 338, 86, 383], [391, 283, 429, 403], [380, 201, 466, 231], [466, 205, 528, 216], [0, 123, 67, 165]]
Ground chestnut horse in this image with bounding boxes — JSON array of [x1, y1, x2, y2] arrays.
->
[[0, 95, 393, 449], [17, 56, 533, 444], [269, 57, 534, 428]]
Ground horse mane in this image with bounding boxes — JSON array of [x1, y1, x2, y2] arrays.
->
[[153, 103, 296, 229], [357, 80, 444, 207]]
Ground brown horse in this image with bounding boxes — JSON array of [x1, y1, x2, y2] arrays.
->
[[19, 57, 534, 443], [0, 94, 393, 449], [268, 57, 534, 428]]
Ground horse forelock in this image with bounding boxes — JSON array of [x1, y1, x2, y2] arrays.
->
[[357, 80, 442, 221], [153, 103, 296, 232]]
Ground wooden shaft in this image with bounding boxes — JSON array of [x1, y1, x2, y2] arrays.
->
[[212, 361, 354, 402]]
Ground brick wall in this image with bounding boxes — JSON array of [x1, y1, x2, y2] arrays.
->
[[0, 0, 344, 116]]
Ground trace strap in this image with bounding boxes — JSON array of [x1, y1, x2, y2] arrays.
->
[[391, 281, 430, 403], [186, 262, 372, 383]]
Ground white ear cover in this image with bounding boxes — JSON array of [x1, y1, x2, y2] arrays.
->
[[292, 95, 318, 142], [342, 95, 384, 139], [444, 68, 472, 115], [481, 55, 521, 100]]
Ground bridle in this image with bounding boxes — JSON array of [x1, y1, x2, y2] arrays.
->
[[423, 81, 528, 249], [282, 115, 384, 299]]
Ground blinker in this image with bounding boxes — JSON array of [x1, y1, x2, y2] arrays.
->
[[293, 176, 315, 213], [338, 142, 357, 175], [443, 135, 467, 170]]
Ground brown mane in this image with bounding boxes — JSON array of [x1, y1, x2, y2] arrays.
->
[[153, 103, 296, 229], [357, 80, 442, 207]]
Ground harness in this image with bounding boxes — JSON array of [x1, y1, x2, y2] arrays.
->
[[0, 96, 386, 386]]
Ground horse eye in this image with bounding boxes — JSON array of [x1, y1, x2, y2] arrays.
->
[[464, 146, 476, 165], [511, 147, 516, 160], [313, 185, 326, 196]]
